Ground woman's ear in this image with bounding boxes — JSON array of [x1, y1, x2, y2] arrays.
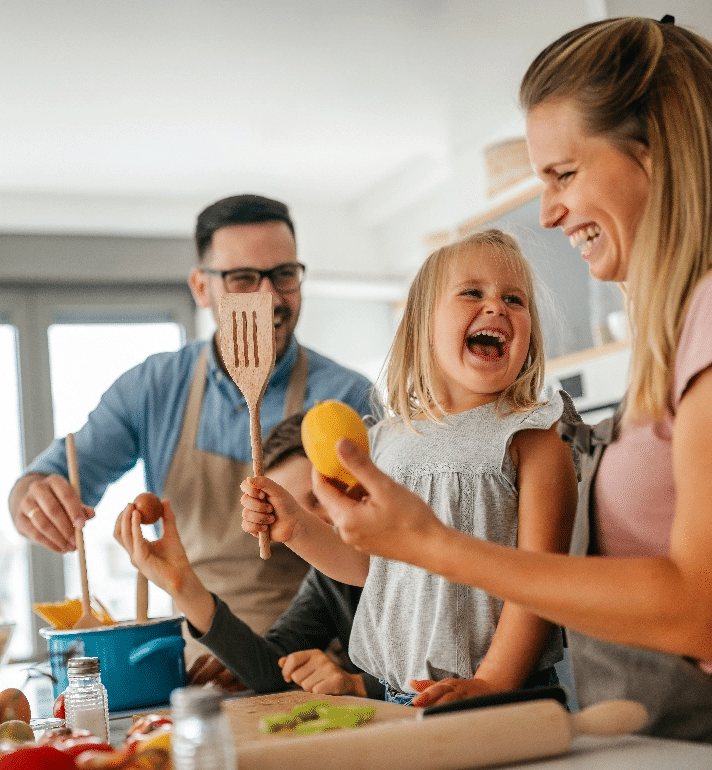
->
[[188, 266, 211, 309]]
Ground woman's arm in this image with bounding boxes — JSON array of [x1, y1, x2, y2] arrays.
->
[[315, 370, 712, 661]]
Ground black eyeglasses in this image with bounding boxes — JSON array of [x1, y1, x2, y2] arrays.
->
[[201, 262, 306, 294]]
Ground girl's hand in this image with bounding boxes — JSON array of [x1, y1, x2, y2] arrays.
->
[[312, 438, 445, 563], [279, 649, 367, 697], [409, 677, 496, 708], [240, 476, 303, 543]]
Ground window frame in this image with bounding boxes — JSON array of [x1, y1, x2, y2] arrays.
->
[[0, 281, 196, 660]]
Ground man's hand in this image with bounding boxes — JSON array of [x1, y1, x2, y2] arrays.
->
[[9, 473, 94, 553], [279, 649, 367, 697]]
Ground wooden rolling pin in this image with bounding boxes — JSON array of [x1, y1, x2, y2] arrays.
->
[[237, 698, 647, 770]]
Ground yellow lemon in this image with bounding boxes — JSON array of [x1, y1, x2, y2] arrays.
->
[[131, 726, 171, 753], [301, 401, 369, 487]]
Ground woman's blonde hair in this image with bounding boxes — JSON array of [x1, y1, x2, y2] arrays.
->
[[520, 17, 712, 421], [382, 229, 545, 427]]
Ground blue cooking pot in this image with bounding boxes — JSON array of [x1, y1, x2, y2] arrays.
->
[[41, 615, 186, 713]]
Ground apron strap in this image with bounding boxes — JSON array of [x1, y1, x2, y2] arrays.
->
[[178, 342, 211, 449], [283, 344, 308, 418]]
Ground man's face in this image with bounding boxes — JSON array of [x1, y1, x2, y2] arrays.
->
[[189, 220, 301, 362]]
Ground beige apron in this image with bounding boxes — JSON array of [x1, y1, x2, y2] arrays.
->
[[163, 340, 310, 665]]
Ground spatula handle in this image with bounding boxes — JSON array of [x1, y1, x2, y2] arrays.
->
[[66, 433, 92, 614], [250, 408, 271, 560]]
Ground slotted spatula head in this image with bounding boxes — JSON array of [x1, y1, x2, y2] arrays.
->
[[219, 292, 276, 412], [219, 292, 277, 560]]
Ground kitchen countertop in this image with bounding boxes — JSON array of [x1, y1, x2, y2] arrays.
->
[[3, 662, 710, 767]]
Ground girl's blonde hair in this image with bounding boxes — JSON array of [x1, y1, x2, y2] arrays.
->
[[382, 229, 545, 427], [520, 17, 712, 421]]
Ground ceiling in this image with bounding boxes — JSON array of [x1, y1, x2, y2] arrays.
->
[[1, 0, 711, 237]]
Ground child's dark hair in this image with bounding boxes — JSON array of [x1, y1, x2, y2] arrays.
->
[[263, 412, 307, 473]]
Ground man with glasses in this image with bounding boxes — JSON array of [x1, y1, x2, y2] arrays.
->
[[9, 194, 373, 685]]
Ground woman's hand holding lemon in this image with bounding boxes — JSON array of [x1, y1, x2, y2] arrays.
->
[[311, 436, 445, 565]]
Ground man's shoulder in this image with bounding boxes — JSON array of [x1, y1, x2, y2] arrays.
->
[[301, 345, 374, 416], [302, 345, 372, 386], [116, 339, 206, 390], [129, 339, 205, 376]]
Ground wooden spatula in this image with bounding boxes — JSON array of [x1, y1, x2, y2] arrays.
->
[[219, 292, 276, 560], [66, 433, 102, 629]]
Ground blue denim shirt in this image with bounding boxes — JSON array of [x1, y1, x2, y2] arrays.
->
[[27, 335, 374, 506]]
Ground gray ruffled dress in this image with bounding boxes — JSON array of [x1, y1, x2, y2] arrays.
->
[[349, 389, 565, 694]]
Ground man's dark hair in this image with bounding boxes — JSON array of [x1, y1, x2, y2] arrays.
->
[[263, 412, 307, 473], [195, 194, 296, 261]]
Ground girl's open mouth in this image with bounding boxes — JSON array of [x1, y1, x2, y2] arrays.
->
[[467, 330, 508, 361]]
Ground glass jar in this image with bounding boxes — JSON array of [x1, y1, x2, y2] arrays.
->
[[64, 656, 110, 742], [170, 686, 237, 770]]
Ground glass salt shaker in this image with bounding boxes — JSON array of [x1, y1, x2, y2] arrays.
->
[[64, 656, 110, 743], [170, 686, 237, 770]]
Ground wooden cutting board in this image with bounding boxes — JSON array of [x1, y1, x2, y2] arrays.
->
[[223, 690, 414, 746], [224, 691, 648, 770]]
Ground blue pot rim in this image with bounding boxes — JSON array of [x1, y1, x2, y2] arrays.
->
[[39, 614, 184, 637]]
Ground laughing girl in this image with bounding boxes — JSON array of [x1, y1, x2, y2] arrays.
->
[[242, 229, 578, 707]]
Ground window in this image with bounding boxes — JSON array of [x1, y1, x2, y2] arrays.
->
[[0, 319, 29, 661], [49, 322, 183, 623], [0, 285, 195, 660]]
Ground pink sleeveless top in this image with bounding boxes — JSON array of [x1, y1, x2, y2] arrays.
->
[[594, 274, 712, 671], [594, 273, 712, 556]]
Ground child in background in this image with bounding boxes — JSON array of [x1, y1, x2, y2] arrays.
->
[[114, 412, 383, 699], [242, 229, 578, 707]]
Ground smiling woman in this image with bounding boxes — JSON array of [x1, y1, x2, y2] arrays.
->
[[308, 16, 712, 743]]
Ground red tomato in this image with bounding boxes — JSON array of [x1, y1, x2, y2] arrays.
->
[[0, 745, 77, 769], [125, 714, 171, 740], [73, 749, 129, 768], [42, 729, 114, 758], [124, 723, 171, 754], [61, 742, 115, 759], [53, 691, 67, 719]]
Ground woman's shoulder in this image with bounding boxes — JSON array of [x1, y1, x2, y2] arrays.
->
[[674, 271, 712, 406]]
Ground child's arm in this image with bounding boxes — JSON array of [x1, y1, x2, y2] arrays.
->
[[410, 424, 577, 706], [241, 476, 370, 586], [114, 500, 217, 634]]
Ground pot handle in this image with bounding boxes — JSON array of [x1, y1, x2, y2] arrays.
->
[[129, 635, 186, 666]]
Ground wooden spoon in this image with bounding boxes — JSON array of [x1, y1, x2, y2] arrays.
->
[[219, 292, 276, 560], [132, 492, 164, 623], [66, 433, 102, 629]]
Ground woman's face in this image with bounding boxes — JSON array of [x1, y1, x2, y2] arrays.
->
[[526, 98, 652, 283]]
